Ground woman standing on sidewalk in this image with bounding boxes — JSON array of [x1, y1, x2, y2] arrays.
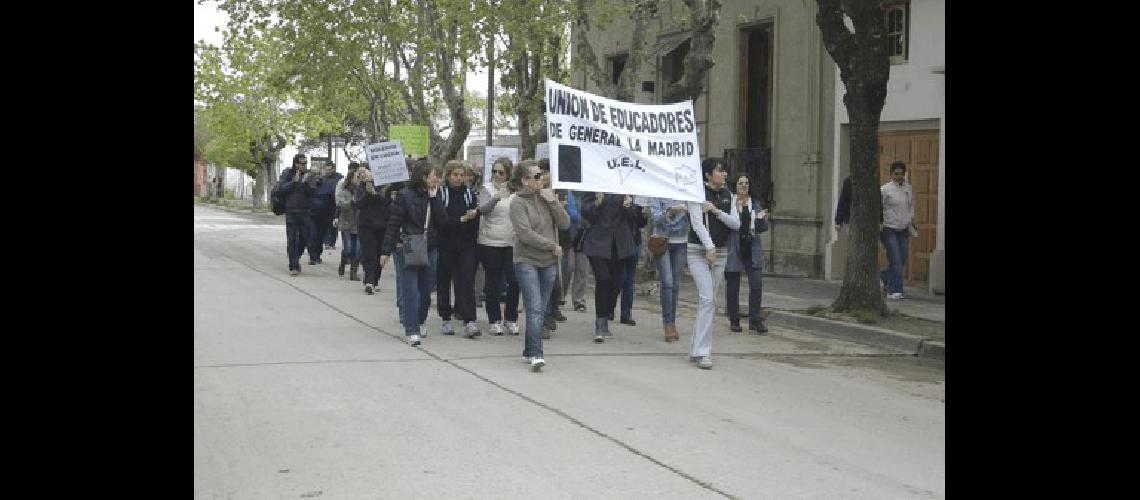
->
[[649, 196, 690, 342], [476, 158, 521, 336], [510, 160, 570, 371], [580, 191, 640, 343], [354, 166, 392, 295], [434, 160, 482, 339], [335, 163, 362, 281], [724, 173, 770, 334], [686, 158, 740, 369], [380, 159, 446, 346]]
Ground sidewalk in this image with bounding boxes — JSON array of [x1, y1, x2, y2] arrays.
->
[[604, 267, 946, 361]]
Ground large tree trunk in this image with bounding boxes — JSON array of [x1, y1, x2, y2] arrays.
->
[[817, 0, 891, 315], [661, 0, 721, 103]]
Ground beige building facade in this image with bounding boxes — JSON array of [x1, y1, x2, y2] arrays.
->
[[573, 0, 838, 277]]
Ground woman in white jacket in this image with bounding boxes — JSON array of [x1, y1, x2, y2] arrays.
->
[[476, 158, 521, 335]]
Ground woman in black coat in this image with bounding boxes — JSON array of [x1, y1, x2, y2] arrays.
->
[[353, 167, 393, 295], [580, 192, 640, 342]]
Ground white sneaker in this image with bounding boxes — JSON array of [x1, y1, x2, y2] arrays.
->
[[465, 321, 481, 338], [697, 356, 713, 369], [408, 334, 422, 346], [505, 321, 520, 335], [593, 334, 605, 343], [441, 320, 455, 335], [530, 358, 546, 371], [490, 322, 504, 336], [888, 293, 904, 300]]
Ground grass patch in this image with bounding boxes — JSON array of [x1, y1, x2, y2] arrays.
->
[[851, 308, 881, 324], [804, 305, 829, 317]]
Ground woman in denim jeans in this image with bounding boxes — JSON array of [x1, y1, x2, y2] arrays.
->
[[649, 197, 690, 342], [380, 159, 446, 346], [509, 160, 570, 372]]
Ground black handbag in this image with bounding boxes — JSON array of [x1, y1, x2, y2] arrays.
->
[[402, 201, 432, 268]]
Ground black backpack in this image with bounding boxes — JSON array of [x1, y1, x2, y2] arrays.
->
[[270, 184, 286, 215]]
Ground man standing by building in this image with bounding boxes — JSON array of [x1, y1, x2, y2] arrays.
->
[[880, 161, 915, 300], [276, 154, 317, 276]]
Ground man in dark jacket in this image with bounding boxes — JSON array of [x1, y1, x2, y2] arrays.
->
[[276, 154, 317, 276], [307, 162, 339, 265]]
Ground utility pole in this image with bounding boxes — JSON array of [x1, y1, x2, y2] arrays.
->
[[487, 37, 495, 147]]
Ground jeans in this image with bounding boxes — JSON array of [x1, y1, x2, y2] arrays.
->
[[285, 213, 310, 270], [879, 228, 909, 294], [308, 210, 334, 261], [688, 247, 727, 358], [725, 266, 763, 326], [546, 251, 568, 318], [654, 242, 687, 325], [565, 248, 590, 306], [397, 247, 439, 336], [478, 245, 519, 323], [515, 262, 557, 359], [339, 231, 361, 260], [394, 248, 405, 320], [619, 243, 641, 319], [324, 224, 338, 246]]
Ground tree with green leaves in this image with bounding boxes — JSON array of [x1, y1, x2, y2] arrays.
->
[[194, 25, 296, 207], [573, 0, 722, 103], [815, 0, 891, 315]]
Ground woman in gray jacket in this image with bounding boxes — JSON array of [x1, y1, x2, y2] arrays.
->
[[724, 173, 769, 333], [335, 163, 362, 280], [510, 160, 570, 372]]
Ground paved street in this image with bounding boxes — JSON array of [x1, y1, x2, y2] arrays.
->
[[194, 204, 945, 499]]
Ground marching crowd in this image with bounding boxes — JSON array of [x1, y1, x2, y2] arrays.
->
[[271, 152, 777, 372]]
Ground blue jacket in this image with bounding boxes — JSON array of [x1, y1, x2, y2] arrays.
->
[[276, 168, 315, 214], [649, 197, 689, 240], [725, 196, 769, 272], [310, 173, 341, 214]]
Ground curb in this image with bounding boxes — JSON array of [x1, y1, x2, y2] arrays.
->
[[766, 310, 941, 359]]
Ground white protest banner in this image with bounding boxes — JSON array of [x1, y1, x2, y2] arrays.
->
[[483, 146, 519, 192], [535, 142, 549, 160], [544, 79, 704, 202], [366, 141, 410, 186]]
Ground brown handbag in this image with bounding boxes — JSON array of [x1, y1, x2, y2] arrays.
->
[[648, 234, 668, 258]]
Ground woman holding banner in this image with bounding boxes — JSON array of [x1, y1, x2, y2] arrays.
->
[[649, 196, 691, 342], [510, 160, 570, 371], [380, 158, 446, 346], [686, 158, 741, 369], [580, 191, 641, 343]]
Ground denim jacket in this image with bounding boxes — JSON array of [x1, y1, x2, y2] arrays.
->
[[649, 197, 690, 240]]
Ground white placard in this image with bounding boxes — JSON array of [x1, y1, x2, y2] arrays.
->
[[535, 142, 549, 160], [483, 146, 519, 192], [366, 141, 410, 186], [544, 79, 703, 202]]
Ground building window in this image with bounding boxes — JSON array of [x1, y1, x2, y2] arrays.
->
[[885, 2, 909, 64], [608, 53, 628, 86]]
